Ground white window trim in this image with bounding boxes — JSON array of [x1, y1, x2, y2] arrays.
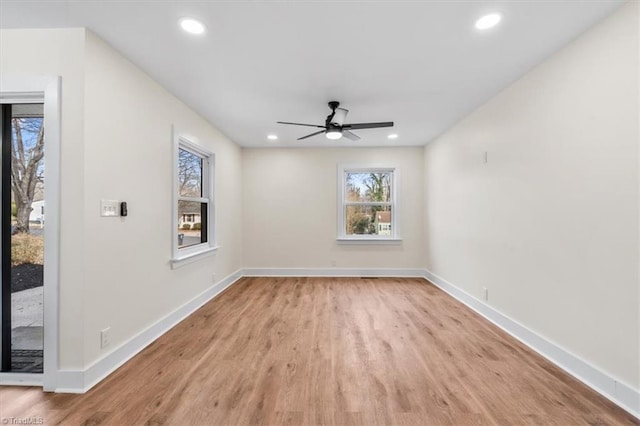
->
[[171, 130, 217, 268], [336, 164, 401, 243]]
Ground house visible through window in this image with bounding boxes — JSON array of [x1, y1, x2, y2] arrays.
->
[[173, 135, 216, 265], [338, 166, 397, 240]]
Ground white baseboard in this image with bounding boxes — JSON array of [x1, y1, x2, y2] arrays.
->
[[243, 267, 425, 277], [423, 268, 640, 419], [54, 370, 84, 393], [55, 269, 243, 394], [0, 372, 43, 387]]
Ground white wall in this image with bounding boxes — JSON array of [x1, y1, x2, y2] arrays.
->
[[81, 31, 243, 366], [424, 1, 639, 390], [1, 28, 243, 370], [243, 147, 424, 269], [1, 29, 87, 369]]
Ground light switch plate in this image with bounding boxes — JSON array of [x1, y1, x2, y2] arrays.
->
[[101, 199, 120, 217]]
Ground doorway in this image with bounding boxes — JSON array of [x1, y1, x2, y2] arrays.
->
[[1, 103, 45, 373]]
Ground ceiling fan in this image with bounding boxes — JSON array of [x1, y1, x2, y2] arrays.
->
[[277, 101, 394, 141]]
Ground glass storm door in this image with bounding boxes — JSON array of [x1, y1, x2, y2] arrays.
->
[[1, 103, 45, 373]]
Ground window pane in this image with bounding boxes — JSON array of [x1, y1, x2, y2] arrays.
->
[[178, 201, 207, 248], [345, 172, 391, 202], [346, 205, 392, 236], [178, 148, 202, 197]]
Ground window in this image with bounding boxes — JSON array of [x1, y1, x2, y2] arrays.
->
[[337, 165, 399, 241], [172, 134, 216, 267]]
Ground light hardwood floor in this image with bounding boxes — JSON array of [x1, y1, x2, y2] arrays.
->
[[0, 277, 637, 425]]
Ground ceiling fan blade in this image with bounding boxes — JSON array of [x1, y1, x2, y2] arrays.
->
[[297, 130, 326, 140], [277, 121, 326, 128], [330, 108, 349, 126], [342, 130, 361, 141], [342, 121, 394, 130]]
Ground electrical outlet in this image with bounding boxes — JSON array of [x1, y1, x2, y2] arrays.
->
[[482, 287, 489, 302], [212, 274, 217, 283], [331, 260, 337, 267], [483, 151, 488, 164], [101, 327, 111, 348]]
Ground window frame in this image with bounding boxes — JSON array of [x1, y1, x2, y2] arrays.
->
[[171, 132, 217, 268], [337, 164, 401, 243]]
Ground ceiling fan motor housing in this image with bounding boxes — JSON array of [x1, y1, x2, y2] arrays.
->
[[326, 101, 341, 127]]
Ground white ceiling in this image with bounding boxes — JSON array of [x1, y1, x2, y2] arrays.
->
[[0, 1, 624, 147]]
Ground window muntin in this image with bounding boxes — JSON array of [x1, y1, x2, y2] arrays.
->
[[339, 167, 397, 239]]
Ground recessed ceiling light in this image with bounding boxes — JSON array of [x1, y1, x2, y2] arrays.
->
[[475, 13, 502, 30], [179, 18, 206, 35], [267, 134, 278, 140], [388, 133, 399, 140]]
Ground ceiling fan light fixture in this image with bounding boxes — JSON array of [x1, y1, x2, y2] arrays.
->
[[326, 130, 343, 140]]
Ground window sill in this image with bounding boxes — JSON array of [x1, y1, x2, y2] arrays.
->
[[336, 237, 403, 245], [171, 246, 219, 269]]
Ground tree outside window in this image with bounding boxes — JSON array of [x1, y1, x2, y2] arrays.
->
[[340, 168, 396, 239]]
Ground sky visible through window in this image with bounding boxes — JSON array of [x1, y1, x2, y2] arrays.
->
[[346, 172, 391, 203], [12, 117, 44, 178], [178, 148, 202, 198]]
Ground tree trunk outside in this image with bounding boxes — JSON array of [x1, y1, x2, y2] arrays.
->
[[13, 201, 32, 234], [10, 117, 44, 234]]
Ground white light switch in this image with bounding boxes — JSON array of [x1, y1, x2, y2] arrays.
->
[[101, 200, 120, 217]]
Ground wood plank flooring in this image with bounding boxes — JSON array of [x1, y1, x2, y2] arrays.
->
[[0, 277, 637, 425]]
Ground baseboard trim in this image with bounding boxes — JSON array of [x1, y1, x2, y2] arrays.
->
[[0, 372, 43, 387], [243, 267, 425, 277], [55, 268, 243, 394], [422, 268, 640, 419]]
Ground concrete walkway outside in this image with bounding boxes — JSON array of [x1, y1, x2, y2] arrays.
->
[[11, 287, 43, 351]]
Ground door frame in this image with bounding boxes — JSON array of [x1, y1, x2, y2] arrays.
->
[[0, 75, 61, 391]]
